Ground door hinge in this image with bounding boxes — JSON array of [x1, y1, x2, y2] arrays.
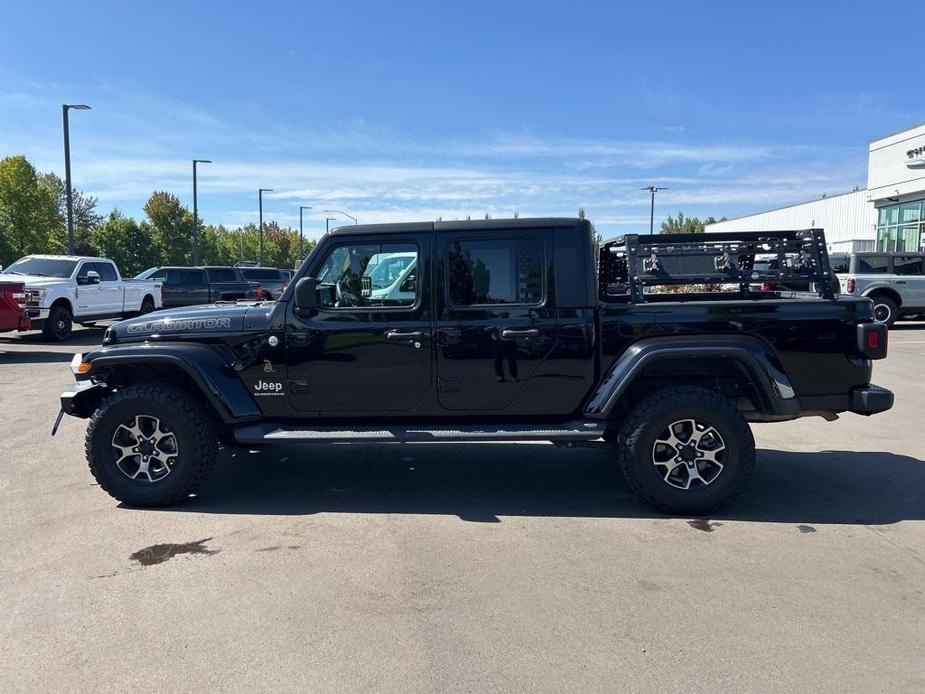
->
[[437, 378, 462, 393], [289, 379, 311, 394]]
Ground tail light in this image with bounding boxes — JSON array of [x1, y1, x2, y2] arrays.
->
[[760, 282, 774, 292], [255, 284, 265, 299], [846, 278, 856, 293], [857, 322, 887, 359], [1, 287, 26, 310]]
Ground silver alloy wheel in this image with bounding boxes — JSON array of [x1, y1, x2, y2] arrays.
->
[[651, 418, 726, 490], [111, 414, 179, 483], [873, 302, 892, 324]]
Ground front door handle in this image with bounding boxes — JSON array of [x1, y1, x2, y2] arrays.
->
[[500, 328, 540, 339], [386, 330, 425, 341]]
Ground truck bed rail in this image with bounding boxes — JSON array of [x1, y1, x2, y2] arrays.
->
[[599, 229, 835, 303]]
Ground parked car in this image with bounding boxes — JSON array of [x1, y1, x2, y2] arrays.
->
[[134, 266, 263, 308], [58, 220, 891, 514], [750, 254, 844, 294], [0, 280, 30, 333], [236, 267, 288, 299], [0, 255, 162, 341], [836, 252, 925, 326]]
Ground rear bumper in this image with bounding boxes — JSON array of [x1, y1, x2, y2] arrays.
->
[[849, 384, 894, 416], [0, 315, 31, 331]]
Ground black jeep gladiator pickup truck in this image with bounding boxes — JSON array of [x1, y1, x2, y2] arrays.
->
[[56, 218, 893, 513]]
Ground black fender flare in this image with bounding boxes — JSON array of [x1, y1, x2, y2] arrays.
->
[[74, 342, 262, 423], [583, 335, 799, 419]]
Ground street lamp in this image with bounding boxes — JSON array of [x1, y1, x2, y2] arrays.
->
[[299, 205, 312, 261], [321, 209, 358, 225], [258, 188, 273, 265], [325, 217, 337, 234], [62, 104, 91, 255], [192, 159, 212, 264], [641, 186, 668, 234]]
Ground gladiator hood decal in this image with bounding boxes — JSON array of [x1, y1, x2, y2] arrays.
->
[[109, 303, 275, 342]]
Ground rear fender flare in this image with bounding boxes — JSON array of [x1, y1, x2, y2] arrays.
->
[[583, 335, 798, 419]]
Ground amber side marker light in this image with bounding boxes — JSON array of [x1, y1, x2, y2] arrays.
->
[[70, 353, 92, 374]]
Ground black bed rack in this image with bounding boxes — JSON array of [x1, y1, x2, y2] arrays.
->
[[598, 229, 835, 302]]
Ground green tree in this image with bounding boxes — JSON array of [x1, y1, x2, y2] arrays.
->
[[144, 191, 193, 265], [92, 209, 159, 276], [661, 211, 705, 234], [38, 172, 102, 256], [0, 155, 62, 266]]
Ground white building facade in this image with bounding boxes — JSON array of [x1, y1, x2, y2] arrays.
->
[[706, 122, 925, 253]]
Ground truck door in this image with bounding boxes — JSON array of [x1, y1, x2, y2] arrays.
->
[[893, 255, 925, 308], [434, 229, 558, 412], [93, 261, 124, 313], [285, 231, 433, 414], [73, 261, 108, 317]]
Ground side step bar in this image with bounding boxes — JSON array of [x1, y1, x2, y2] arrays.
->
[[233, 420, 605, 445]]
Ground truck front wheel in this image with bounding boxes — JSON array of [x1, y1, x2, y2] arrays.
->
[[86, 384, 218, 507], [42, 304, 73, 342], [617, 386, 755, 514]]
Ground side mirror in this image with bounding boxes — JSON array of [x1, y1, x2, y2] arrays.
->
[[400, 276, 416, 293], [294, 276, 318, 312], [79, 270, 100, 285]]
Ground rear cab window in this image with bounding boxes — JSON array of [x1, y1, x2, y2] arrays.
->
[[206, 268, 237, 282], [242, 269, 282, 281], [852, 255, 890, 274]]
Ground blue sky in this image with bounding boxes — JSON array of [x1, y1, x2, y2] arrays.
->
[[1, 0, 922, 238]]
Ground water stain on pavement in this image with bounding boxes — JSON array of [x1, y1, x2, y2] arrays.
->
[[688, 519, 722, 532], [798, 524, 817, 533], [130, 538, 219, 566], [255, 546, 282, 552]]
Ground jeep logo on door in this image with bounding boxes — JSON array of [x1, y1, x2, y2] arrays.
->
[[253, 380, 284, 396]]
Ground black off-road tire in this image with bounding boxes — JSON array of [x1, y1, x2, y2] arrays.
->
[[617, 386, 755, 515], [870, 295, 898, 328], [43, 304, 73, 342], [86, 384, 218, 507]]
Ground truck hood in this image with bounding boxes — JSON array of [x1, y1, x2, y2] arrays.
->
[[108, 302, 277, 343], [0, 273, 69, 288]]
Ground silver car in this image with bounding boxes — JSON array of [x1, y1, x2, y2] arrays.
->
[[837, 252, 925, 326]]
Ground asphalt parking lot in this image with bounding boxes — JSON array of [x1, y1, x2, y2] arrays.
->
[[1, 324, 924, 693]]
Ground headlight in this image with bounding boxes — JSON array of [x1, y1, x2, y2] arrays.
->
[[25, 288, 46, 306]]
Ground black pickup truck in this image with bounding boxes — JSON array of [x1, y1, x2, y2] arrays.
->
[[57, 218, 893, 513], [134, 266, 263, 307]]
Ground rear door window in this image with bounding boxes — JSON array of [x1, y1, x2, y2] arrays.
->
[[893, 256, 925, 275], [829, 255, 850, 273], [243, 268, 282, 281], [207, 268, 237, 282], [181, 269, 206, 285], [447, 238, 544, 306]]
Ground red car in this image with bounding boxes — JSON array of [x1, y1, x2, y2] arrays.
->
[[0, 281, 30, 332]]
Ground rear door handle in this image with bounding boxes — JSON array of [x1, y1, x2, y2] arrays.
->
[[500, 328, 540, 339], [386, 330, 425, 341]]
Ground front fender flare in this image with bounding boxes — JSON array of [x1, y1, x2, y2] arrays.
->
[[583, 335, 798, 419], [75, 343, 262, 423]]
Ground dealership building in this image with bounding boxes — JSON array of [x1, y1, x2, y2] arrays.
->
[[705, 122, 925, 253]]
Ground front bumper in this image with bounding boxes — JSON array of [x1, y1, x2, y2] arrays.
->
[[849, 384, 894, 416], [27, 307, 49, 320]]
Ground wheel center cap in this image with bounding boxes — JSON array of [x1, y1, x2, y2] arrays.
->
[[138, 440, 156, 456], [679, 444, 697, 462]]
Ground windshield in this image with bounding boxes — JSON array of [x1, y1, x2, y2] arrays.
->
[[4, 257, 78, 278], [134, 267, 159, 279]]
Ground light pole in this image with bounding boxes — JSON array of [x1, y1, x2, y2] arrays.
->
[[258, 188, 273, 265], [321, 209, 358, 225], [299, 205, 312, 261], [325, 217, 337, 234], [62, 104, 91, 254], [641, 186, 667, 234], [192, 159, 212, 264]]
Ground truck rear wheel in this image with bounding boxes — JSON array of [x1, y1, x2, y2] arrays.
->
[[42, 304, 73, 342], [617, 386, 755, 514], [870, 296, 897, 328], [86, 384, 218, 507]]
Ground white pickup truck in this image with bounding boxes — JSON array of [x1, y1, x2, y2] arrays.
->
[[0, 255, 163, 341]]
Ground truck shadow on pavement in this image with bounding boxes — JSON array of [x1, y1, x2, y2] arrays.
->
[[153, 444, 925, 525], [0, 328, 106, 359]]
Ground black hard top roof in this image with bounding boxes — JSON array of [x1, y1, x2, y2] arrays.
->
[[329, 217, 588, 235]]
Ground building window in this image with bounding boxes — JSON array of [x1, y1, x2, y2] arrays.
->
[[876, 200, 923, 251]]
